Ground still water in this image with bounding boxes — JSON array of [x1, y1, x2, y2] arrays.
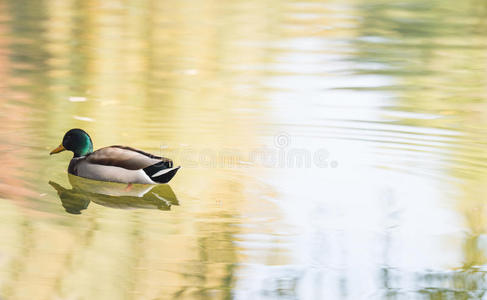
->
[[1, 0, 487, 299]]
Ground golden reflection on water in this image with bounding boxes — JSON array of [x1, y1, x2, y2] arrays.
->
[[0, 1, 281, 299], [1, 0, 487, 299]]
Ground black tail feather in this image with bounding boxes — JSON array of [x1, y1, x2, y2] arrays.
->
[[151, 166, 180, 183], [143, 161, 180, 184], [143, 161, 172, 177]]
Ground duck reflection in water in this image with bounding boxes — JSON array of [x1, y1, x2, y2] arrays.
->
[[49, 174, 179, 214]]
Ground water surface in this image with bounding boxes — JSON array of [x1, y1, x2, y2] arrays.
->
[[1, 0, 487, 299]]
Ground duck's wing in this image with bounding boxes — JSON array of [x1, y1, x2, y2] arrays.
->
[[72, 146, 178, 184], [86, 146, 173, 170]]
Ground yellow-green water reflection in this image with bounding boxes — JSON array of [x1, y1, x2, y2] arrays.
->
[[1, 0, 487, 299], [50, 175, 179, 214]]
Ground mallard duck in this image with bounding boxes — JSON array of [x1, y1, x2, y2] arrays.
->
[[50, 128, 180, 184]]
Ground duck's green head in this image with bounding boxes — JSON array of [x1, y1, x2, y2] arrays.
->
[[50, 128, 93, 157]]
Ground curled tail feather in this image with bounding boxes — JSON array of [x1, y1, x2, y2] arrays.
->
[[143, 161, 180, 183]]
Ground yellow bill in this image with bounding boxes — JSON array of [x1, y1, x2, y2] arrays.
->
[[50, 144, 66, 155]]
